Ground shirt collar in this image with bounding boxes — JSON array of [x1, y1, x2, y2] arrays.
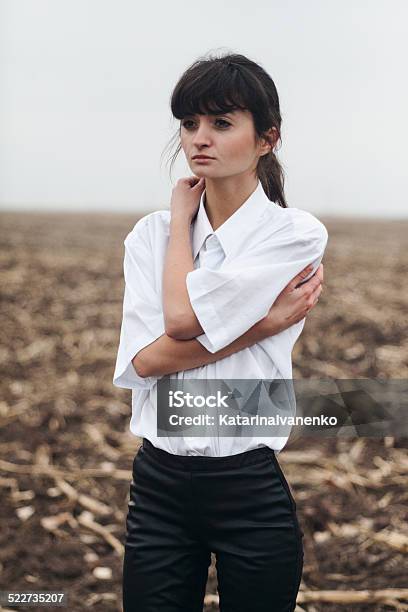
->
[[191, 180, 272, 261]]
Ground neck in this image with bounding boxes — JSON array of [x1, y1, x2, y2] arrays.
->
[[203, 174, 259, 231]]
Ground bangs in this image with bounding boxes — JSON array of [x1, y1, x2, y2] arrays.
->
[[167, 52, 286, 207], [171, 62, 252, 119]]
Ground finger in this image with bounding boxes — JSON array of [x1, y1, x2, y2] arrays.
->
[[193, 177, 205, 188], [291, 265, 314, 290], [187, 176, 200, 187], [314, 284, 323, 299], [312, 274, 322, 290], [181, 176, 199, 187], [315, 263, 324, 284], [299, 273, 321, 296], [310, 284, 322, 306], [307, 264, 322, 286], [306, 276, 322, 297]]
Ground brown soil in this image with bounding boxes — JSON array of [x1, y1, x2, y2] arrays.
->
[[0, 211, 407, 611]]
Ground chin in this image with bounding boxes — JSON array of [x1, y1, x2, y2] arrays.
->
[[190, 170, 208, 178], [193, 169, 217, 177]]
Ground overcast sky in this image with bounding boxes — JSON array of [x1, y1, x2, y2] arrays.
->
[[1, 0, 407, 218]]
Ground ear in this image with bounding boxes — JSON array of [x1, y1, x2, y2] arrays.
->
[[259, 127, 279, 156]]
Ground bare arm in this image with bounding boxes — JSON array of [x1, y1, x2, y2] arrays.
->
[[162, 212, 201, 338], [135, 262, 324, 378], [134, 314, 275, 378]]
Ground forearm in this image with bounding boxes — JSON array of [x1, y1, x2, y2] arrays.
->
[[135, 315, 276, 378], [162, 214, 197, 333]]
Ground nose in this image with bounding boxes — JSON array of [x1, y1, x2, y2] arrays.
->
[[191, 121, 212, 147]]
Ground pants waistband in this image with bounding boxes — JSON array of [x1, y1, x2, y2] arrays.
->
[[141, 437, 275, 471]]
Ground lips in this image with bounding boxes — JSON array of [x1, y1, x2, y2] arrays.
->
[[192, 155, 214, 160]]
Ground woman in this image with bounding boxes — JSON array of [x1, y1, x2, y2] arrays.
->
[[113, 52, 328, 611]]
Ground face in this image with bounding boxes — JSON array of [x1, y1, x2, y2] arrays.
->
[[180, 109, 273, 179]]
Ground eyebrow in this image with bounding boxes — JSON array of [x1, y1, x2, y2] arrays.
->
[[211, 110, 237, 116], [185, 111, 236, 118]]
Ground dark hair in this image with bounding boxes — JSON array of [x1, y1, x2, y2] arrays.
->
[[161, 51, 287, 208]]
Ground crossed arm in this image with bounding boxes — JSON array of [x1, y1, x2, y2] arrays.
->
[[134, 213, 281, 378], [161, 213, 203, 340], [132, 215, 281, 378], [132, 212, 324, 380], [133, 312, 276, 379]]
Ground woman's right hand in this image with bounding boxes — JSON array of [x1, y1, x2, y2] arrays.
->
[[265, 263, 324, 335]]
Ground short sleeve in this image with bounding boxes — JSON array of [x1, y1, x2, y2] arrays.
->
[[186, 211, 328, 353], [112, 216, 165, 389]]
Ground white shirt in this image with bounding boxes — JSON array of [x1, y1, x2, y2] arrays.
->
[[113, 180, 328, 456]]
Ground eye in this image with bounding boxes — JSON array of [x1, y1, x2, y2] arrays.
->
[[181, 118, 231, 130], [215, 119, 231, 128]]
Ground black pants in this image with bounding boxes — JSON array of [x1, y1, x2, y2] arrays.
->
[[123, 438, 304, 611]]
